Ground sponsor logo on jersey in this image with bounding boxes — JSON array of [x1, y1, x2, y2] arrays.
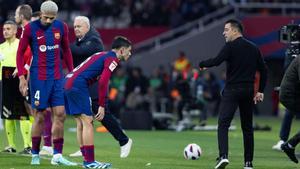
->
[[39, 45, 47, 52], [39, 44, 59, 52], [109, 60, 118, 72], [55, 33, 60, 39]]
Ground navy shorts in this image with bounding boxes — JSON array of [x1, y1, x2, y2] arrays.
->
[[30, 78, 64, 109], [64, 87, 93, 116]]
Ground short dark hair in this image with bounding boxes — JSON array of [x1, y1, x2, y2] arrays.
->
[[225, 19, 243, 34], [18, 4, 32, 21], [111, 36, 132, 49], [32, 11, 41, 18]]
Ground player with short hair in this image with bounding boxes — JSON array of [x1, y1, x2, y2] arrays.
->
[[69, 15, 132, 158], [15, 4, 54, 156], [16, 1, 75, 166], [64, 36, 132, 168]]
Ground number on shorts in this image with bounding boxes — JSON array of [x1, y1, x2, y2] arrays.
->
[[34, 90, 40, 100]]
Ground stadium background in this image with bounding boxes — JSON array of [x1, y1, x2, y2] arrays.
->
[[0, 1, 299, 168]]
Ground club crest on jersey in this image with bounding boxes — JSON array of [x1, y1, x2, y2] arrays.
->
[[34, 100, 40, 106], [109, 61, 118, 72], [55, 32, 60, 39]]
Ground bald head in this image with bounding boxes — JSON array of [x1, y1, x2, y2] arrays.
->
[[40, 1, 58, 14]]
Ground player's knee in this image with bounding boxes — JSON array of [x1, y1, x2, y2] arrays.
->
[[54, 111, 66, 122]]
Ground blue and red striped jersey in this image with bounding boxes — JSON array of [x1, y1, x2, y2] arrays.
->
[[65, 51, 119, 106], [17, 19, 73, 80]]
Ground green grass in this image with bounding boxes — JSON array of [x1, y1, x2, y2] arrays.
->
[[0, 116, 299, 169]]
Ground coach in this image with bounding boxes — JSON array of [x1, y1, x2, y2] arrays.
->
[[198, 19, 267, 169]]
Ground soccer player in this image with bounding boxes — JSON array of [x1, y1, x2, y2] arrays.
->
[[0, 20, 31, 154], [64, 36, 132, 168], [16, 1, 75, 166], [69, 15, 132, 158], [15, 5, 53, 156], [198, 19, 267, 169]]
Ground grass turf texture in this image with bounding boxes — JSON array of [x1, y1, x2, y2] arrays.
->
[[0, 116, 299, 169]]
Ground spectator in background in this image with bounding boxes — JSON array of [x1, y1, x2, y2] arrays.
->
[[109, 67, 127, 119], [197, 71, 221, 126], [173, 51, 191, 79], [69, 16, 132, 158], [125, 67, 150, 111]]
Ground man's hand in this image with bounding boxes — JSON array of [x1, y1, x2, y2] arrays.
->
[[253, 92, 264, 104], [19, 75, 28, 96], [95, 106, 105, 121]]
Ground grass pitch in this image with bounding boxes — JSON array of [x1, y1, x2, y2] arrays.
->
[[0, 116, 299, 169]]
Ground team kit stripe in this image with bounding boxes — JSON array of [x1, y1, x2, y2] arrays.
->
[[53, 27, 62, 79], [36, 29, 47, 80], [65, 52, 107, 89]]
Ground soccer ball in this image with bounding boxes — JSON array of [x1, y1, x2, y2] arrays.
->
[[183, 143, 202, 160]]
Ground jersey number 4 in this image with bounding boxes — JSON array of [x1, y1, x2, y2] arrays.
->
[[34, 90, 40, 100]]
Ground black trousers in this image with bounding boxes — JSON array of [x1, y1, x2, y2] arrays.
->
[[92, 99, 129, 146], [218, 86, 254, 162], [288, 131, 300, 147]]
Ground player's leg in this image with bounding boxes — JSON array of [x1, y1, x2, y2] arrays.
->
[[40, 108, 53, 155], [30, 79, 50, 164], [31, 109, 46, 164], [81, 115, 94, 162], [3, 119, 17, 152], [81, 114, 112, 168], [50, 79, 77, 166]]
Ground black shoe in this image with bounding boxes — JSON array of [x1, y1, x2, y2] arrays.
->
[[2, 147, 16, 153], [244, 161, 253, 169], [215, 156, 229, 169], [19, 147, 31, 155], [281, 143, 298, 163]]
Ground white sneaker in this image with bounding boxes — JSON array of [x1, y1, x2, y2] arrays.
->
[[69, 150, 82, 157], [51, 154, 77, 166], [272, 140, 284, 151], [39, 146, 53, 156], [120, 138, 132, 158]]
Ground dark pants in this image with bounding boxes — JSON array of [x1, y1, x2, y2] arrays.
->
[[92, 99, 129, 146], [218, 86, 254, 162], [279, 110, 294, 141], [288, 131, 300, 147]]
